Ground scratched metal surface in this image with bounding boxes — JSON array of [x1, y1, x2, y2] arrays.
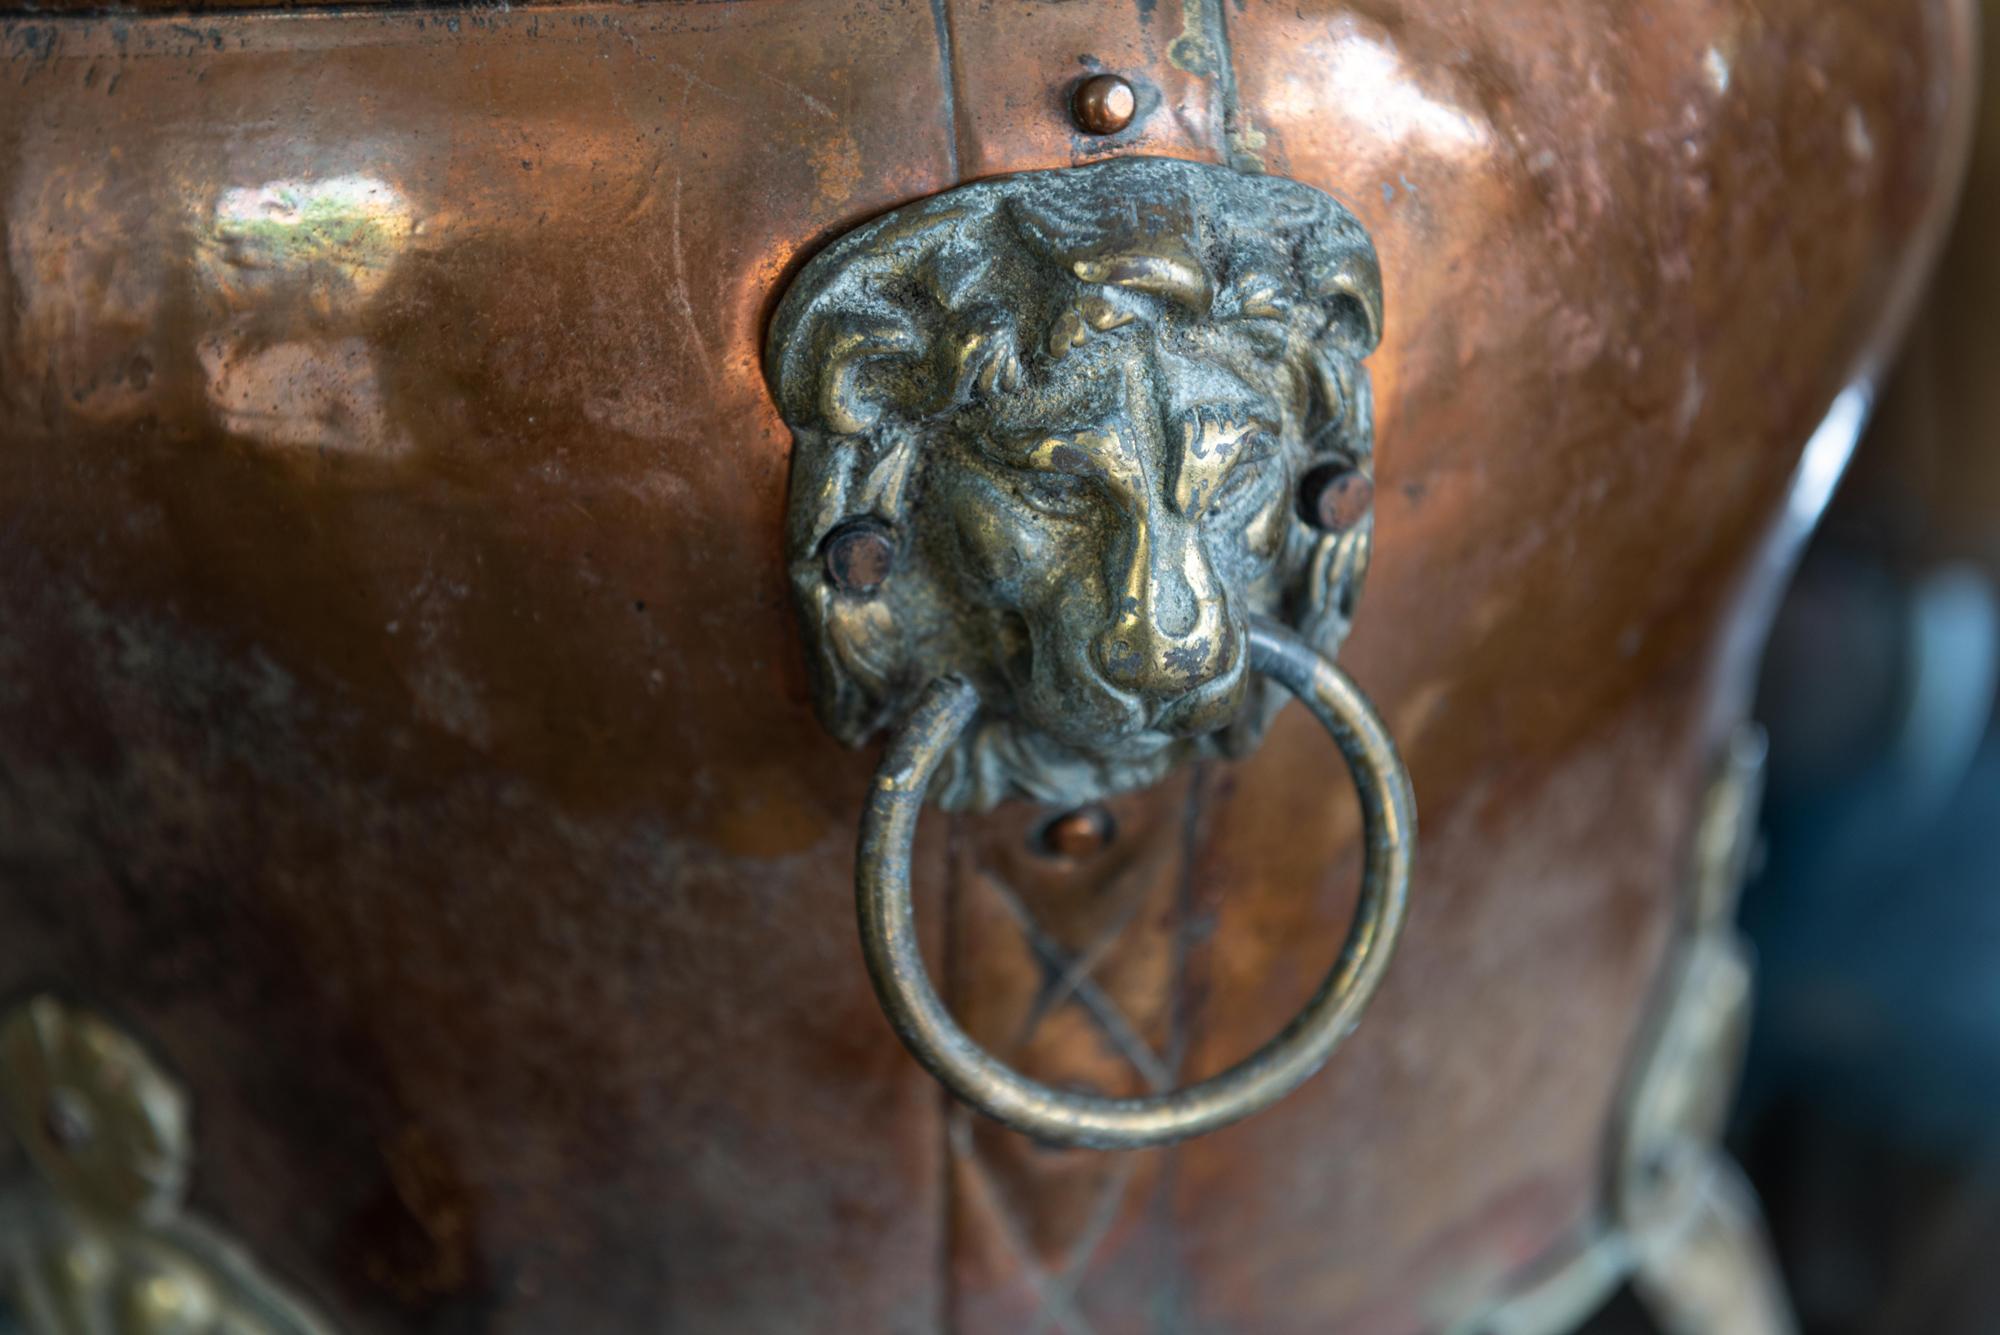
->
[[0, 0, 1975, 1331]]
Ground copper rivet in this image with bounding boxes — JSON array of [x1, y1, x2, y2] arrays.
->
[[1300, 464, 1375, 533], [1040, 805, 1116, 859], [1071, 74, 1137, 136], [823, 520, 895, 594]]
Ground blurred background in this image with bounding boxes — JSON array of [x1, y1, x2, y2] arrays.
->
[[1724, 67, 2000, 1335], [1592, 10, 2000, 1333]]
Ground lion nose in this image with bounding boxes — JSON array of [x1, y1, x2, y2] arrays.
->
[[1093, 517, 1230, 697]]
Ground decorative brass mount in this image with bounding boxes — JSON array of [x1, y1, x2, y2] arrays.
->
[[1472, 729, 1797, 1335], [768, 157, 1415, 1148], [0, 995, 336, 1334]]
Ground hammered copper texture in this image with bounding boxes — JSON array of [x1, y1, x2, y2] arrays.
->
[[0, 0, 1974, 1332]]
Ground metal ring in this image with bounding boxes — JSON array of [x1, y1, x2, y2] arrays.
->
[[856, 617, 1416, 1150]]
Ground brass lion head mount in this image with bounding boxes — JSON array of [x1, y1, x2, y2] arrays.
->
[[770, 157, 1383, 812]]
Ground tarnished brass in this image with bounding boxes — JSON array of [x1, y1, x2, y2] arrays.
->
[[771, 156, 1384, 812], [770, 157, 1410, 1147], [858, 618, 1412, 1148], [1615, 728, 1795, 1335], [0, 996, 334, 1335]]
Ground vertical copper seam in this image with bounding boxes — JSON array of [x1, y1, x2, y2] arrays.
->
[[929, 0, 963, 181], [1167, 765, 1211, 1079], [1156, 761, 1210, 1318], [1208, 0, 1255, 173]]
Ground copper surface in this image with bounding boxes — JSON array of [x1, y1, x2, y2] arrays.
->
[[0, 0, 1974, 1330]]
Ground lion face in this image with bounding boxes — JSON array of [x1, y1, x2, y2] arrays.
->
[[769, 158, 1382, 810], [934, 308, 1301, 754]]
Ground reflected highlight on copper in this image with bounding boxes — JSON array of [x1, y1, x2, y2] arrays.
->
[[205, 175, 415, 305], [1316, 21, 1491, 156], [189, 172, 417, 456]]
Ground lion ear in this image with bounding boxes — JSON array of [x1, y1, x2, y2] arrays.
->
[[1308, 343, 1375, 459], [785, 422, 924, 747], [795, 575, 908, 746], [789, 427, 920, 554], [1294, 241, 1381, 658], [802, 315, 925, 436], [1307, 240, 1383, 355], [1296, 520, 1373, 645]]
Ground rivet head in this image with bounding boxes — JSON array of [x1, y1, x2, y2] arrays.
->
[[1039, 805, 1117, 860], [822, 520, 896, 594], [1299, 464, 1375, 533], [1071, 74, 1137, 136]]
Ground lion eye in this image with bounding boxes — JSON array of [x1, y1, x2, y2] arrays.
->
[[1209, 457, 1269, 513], [1206, 434, 1282, 516], [1015, 467, 1094, 519]]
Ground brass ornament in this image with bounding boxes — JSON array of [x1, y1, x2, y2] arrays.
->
[[0, 995, 337, 1335], [1471, 729, 1796, 1335], [771, 155, 1384, 813], [770, 157, 1412, 1148]]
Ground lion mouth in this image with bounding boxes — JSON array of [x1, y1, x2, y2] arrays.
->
[[1015, 626, 1251, 757], [1038, 649, 1250, 751]]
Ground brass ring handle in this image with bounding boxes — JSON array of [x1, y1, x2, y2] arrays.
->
[[856, 618, 1416, 1150]]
